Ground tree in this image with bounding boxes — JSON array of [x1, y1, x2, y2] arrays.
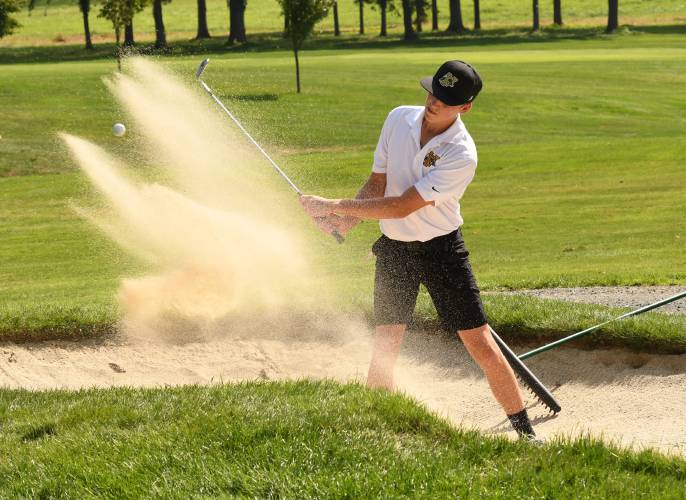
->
[[100, 0, 126, 47], [446, 0, 464, 33], [227, 0, 247, 44], [532, 0, 539, 31], [78, 0, 94, 49], [414, 0, 427, 33], [553, 0, 562, 25], [375, 0, 390, 36], [401, 0, 415, 39], [606, 0, 618, 33], [355, 0, 367, 34], [0, 0, 20, 38], [430, 0, 437, 30], [196, 0, 210, 39], [332, 0, 340, 35], [473, 0, 480, 30], [99, 0, 145, 65], [124, 0, 146, 46], [278, 0, 330, 93], [153, 0, 170, 48], [124, 21, 134, 45]]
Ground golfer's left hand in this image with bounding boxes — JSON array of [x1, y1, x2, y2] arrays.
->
[[299, 195, 338, 218]]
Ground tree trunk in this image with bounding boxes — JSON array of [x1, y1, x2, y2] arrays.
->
[[414, 0, 424, 32], [81, 6, 93, 49], [228, 0, 247, 44], [431, 0, 438, 30], [153, 0, 166, 48], [294, 48, 301, 93], [333, 1, 340, 36], [115, 28, 122, 71], [196, 0, 211, 39], [446, 0, 464, 33], [532, 0, 540, 31], [553, 0, 562, 25], [606, 0, 618, 33], [473, 0, 480, 30], [359, 0, 364, 34], [124, 22, 134, 46], [402, 0, 416, 40], [379, 1, 387, 36]]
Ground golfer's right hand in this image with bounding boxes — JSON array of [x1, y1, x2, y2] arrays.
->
[[312, 215, 340, 235]]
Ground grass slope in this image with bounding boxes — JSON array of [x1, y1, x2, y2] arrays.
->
[[1, 381, 685, 497]]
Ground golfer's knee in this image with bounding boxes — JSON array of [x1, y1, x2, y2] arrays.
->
[[458, 324, 503, 368], [373, 324, 406, 355]]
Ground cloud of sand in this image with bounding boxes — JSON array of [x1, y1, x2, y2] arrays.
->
[[60, 58, 327, 339]]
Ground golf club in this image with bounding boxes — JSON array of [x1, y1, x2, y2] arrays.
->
[[195, 58, 345, 244]]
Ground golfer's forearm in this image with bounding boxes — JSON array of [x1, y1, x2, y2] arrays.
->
[[339, 174, 386, 224], [356, 174, 386, 200], [333, 197, 413, 219]]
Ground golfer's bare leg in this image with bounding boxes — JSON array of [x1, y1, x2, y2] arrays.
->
[[367, 324, 406, 390], [459, 323, 524, 415]]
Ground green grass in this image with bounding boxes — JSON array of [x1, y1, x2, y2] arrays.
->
[[1, 34, 685, 347], [1, 381, 685, 497], [3, 0, 686, 48]]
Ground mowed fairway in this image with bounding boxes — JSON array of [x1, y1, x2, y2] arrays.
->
[[2, 27, 686, 494], [1, 34, 685, 342]]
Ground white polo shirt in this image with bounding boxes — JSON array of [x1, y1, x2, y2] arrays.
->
[[372, 105, 478, 242]]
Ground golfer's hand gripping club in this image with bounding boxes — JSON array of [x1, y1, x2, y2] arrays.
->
[[195, 59, 344, 245]]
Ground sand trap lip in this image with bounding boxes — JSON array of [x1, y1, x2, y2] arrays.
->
[[1, 331, 684, 458]]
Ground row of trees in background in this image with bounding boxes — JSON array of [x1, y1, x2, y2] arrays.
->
[[0, 0, 623, 43], [94, 0, 246, 48]]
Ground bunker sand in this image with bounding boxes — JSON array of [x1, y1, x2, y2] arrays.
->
[[1, 330, 684, 458]]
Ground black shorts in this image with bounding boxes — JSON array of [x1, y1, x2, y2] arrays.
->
[[372, 229, 488, 332]]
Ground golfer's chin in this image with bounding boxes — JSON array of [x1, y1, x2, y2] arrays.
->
[[423, 107, 442, 123]]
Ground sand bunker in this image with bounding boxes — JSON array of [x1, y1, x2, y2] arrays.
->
[[1, 331, 684, 458]]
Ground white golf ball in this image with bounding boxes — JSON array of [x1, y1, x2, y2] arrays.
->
[[112, 123, 126, 137]]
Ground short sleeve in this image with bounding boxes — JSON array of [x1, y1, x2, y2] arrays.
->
[[371, 111, 394, 173], [414, 154, 477, 206]]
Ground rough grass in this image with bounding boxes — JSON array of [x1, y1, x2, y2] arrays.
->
[[0, 381, 685, 497]]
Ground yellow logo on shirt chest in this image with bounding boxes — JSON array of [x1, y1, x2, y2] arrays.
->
[[423, 151, 440, 168]]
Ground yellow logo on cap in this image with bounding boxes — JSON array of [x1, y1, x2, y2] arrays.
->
[[439, 72, 459, 88]]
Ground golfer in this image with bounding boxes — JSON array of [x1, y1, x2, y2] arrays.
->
[[300, 60, 537, 440]]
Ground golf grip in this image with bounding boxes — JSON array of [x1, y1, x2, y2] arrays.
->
[[489, 327, 561, 413]]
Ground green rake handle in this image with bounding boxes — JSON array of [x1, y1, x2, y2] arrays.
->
[[519, 290, 686, 360], [490, 327, 561, 414]]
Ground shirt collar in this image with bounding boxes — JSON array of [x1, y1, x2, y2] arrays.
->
[[406, 107, 464, 148]]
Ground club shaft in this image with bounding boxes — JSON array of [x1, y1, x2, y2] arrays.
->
[[518, 290, 686, 360], [198, 80, 302, 196], [197, 75, 345, 244]]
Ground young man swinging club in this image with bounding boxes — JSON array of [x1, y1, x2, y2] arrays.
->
[[300, 60, 538, 440]]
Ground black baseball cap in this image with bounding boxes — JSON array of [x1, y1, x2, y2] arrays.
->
[[420, 60, 483, 106]]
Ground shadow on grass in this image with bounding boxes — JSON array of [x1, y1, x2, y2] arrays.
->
[[3, 24, 682, 65], [218, 93, 279, 102]]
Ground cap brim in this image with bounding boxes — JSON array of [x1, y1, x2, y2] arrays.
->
[[420, 76, 433, 94]]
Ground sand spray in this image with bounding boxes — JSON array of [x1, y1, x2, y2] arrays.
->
[[61, 58, 354, 341]]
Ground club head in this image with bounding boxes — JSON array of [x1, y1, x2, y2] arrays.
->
[[196, 59, 210, 79]]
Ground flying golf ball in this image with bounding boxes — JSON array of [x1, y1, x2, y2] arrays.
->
[[112, 123, 126, 137]]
